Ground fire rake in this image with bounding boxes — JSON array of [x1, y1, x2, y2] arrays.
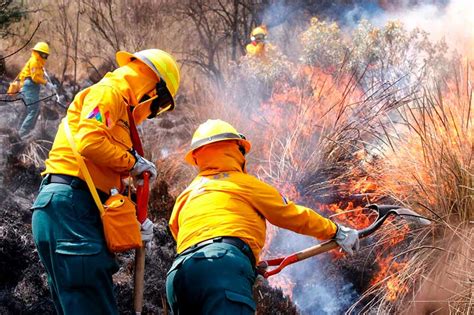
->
[[257, 204, 430, 278]]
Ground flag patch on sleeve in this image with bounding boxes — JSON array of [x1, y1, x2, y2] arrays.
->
[[86, 106, 103, 123]]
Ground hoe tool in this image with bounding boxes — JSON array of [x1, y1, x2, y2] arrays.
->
[[257, 204, 430, 278], [127, 106, 150, 315]]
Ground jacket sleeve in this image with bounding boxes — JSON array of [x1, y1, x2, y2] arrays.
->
[[76, 86, 136, 172], [249, 179, 337, 240], [29, 59, 47, 85]]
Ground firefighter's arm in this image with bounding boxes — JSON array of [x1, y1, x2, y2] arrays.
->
[[251, 180, 337, 240], [30, 59, 47, 85], [76, 86, 136, 172]]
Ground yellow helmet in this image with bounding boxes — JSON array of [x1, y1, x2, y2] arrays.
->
[[185, 119, 251, 165], [32, 42, 50, 55], [250, 25, 268, 41], [116, 49, 180, 97]]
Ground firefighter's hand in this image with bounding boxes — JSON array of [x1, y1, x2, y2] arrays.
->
[[140, 218, 154, 243], [130, 152, 157, 184], [334, 224, 360, 255]]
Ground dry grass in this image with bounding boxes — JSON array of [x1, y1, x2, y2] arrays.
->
[[18, 139, 52, 168], [362, 61, 473, 314]]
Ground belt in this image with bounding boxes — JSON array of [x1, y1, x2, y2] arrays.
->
[[44, 174, 109, 202], [179, 237, 256, 267]]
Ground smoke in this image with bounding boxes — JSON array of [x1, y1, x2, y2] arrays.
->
[[265, 228, 360, 314], [350, 0, 474, 56]]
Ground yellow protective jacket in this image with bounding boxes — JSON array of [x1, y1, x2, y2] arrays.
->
[[18, 51, 47, 85], [43, 71, 140, 193], [246, 42, 265, 57], [169, 142, 337, 263]]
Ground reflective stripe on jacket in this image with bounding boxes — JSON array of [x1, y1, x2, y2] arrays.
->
[[169, 141, 337, 262], [19, 51, 47, 85]]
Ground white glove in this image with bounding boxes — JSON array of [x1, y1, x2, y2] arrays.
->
[[140, 218, 154, 243], [334, 224, 360, 255], [46, 82, 56, 91], [130, 152, 157, 184]]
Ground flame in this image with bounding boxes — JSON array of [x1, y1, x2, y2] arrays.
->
[[370, 255, 409, 301]]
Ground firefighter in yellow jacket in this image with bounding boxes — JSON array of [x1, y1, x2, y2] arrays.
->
[[166, 119, 359, 314], [245, 25, 268, 57], [17, 42, 55, 137], [31, 49, 180, 315]]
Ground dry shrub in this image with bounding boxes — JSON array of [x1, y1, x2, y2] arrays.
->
[[348, 19, 452, 89], [300, 17, 345, 70], [236, 44, 292, 87]]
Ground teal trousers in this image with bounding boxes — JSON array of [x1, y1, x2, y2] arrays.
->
[[31, 178, 119, 315], [166, 242, 256, 315], [19, 79, 41, 137]]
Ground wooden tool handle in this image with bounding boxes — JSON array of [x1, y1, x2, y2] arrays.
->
[[296, 239, 339, 261], [133, 246, 146, 314]]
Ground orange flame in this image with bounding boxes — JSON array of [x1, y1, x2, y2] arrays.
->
[[370, 255, 409, 301]]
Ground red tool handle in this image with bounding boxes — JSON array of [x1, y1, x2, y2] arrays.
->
[[258, 240, 338, 278], [258, 254, 299, 278], [136, 172, 149, 224], [127, 106, 150, 224]]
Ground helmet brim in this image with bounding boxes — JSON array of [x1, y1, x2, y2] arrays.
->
[[116, 51, 160, 81], [32, 49, 49, 55], [184, 138, 251, 166]]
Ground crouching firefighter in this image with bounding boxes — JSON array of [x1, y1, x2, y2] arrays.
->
[[166, 119, 360, 314], [31, 49, 180, 315]]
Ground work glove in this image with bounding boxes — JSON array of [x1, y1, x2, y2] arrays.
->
[[334, 224, 360, 256], [140, 218, 154, 243], [130, 151, 157, 184], [46, 82, 56, 91]]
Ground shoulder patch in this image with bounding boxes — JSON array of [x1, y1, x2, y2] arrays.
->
[[86, 106, 103, 123]]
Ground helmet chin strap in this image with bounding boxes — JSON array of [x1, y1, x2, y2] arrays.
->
[[238, 145, 246, 156]]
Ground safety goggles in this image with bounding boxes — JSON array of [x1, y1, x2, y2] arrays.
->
[[148, 79, 174, 118], [251, 34, 266, 42], [39, 52, 49, 60]]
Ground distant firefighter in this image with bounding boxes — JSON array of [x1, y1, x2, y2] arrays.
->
[[16, 42, 55, 138], [245, 25, 268, 57]]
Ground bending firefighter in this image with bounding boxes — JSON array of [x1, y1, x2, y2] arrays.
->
[[17, 42, 55, 138], [166, 119, 359, 314], [31, 49, 180, 314]]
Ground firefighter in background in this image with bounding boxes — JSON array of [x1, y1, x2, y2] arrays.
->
[[32, 49, 180, 314], [17, 42, 55, 138], [166, 119, 359, 314], [245, 25, 268, 57]]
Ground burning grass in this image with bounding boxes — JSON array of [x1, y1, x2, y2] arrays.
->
[[360, 61, 474, 314], [220, 18, 471, 314]]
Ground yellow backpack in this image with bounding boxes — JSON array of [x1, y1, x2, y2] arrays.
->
[[7, 74, 22, 95]]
